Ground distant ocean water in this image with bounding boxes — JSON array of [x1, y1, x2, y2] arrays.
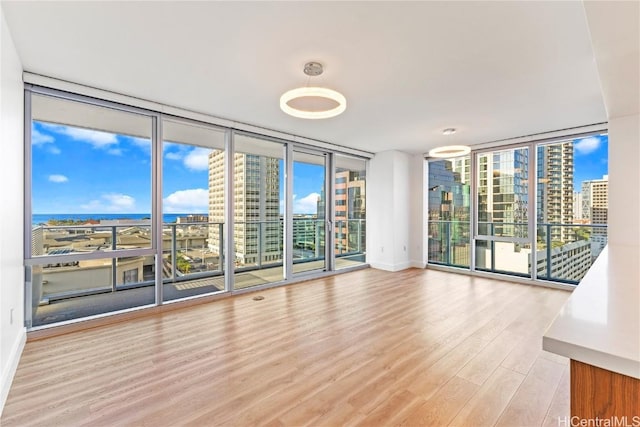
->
[[32, 213, 202, 227]]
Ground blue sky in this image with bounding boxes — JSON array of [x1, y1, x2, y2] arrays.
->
[[31, 121, 325, 215], [572, 133, 608, 191], [31, 122, 607, 215]]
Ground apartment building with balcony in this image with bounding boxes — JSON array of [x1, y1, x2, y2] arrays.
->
[[537, 142, 575, 243]]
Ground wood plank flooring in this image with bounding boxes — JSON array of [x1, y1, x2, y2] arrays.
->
[[2, 268, 571, 426]]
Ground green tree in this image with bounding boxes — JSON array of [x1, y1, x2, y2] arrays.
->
[[176, 254, 191, 274], [574, 226, 591, 241]]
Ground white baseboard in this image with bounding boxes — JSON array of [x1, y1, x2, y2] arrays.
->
[[1, 327, 26, 417], [369, 261, 413, 272], [410, 260, 427, 269]]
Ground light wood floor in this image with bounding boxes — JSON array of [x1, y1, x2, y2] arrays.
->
[[2, 268, 571, 426]]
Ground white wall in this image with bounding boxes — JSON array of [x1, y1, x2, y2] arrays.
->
[[583, 1, 639, 247], [367, 150, 414, 271], [608, 114, 640, 246], [408, 154, 426, 268], [0, 7, 25, 415]]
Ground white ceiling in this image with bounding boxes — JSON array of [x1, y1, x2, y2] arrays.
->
[[0, 1, 619, 154]]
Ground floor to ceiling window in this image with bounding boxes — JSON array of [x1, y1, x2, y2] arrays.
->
[[426, 131, 608, 285], [231, 134, 286, 289], [334, 155, 367, 269], [535, 134, 609, 283], [475, 146, 532, 277], [427, 156, 471, 267], [292, 149, 328, 274], [24, 86, 369, 329], [27, 93, 156, 326], [161, 119, 227, 301]]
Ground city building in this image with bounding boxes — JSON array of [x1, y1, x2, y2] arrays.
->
[[537, 141, 575, 243], [315, 170, 367, 257], [207, 149, 225, 256], [427, 159, 471, 266], [581, 175, 609, 225], [292, 214, 318, 252], [427, 160, 470, 222], [573, 191, 583, 220], [581, 174, 609, 258], [335, 170, 366, 255], [1, 2, 638, 424], [450, 157, 471, 185], [176, 214, 208, 224], [477, 148, 529, 238], [208, 151, 281, 266], [476, 240, 592, 282]]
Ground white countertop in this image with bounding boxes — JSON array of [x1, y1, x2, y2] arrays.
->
[[543, 244, 640, 379]]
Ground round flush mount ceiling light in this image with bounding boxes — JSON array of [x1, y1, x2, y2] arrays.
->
[[428, 145, 471, 158], [280, 62, 346, 119]]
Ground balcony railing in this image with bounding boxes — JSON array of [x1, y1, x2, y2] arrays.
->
[[535, 223, 607, 284], [427, 220, 471, 268], [428, 220, 607, 284], [29, 218, 367, 305]]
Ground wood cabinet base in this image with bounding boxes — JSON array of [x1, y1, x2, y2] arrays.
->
[[571, 360, 640, 421]]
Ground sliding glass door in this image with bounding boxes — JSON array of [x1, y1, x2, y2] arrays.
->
[[232, 134, 286, 289], [474, 146, 532, 277], [292, 149, 328, 274], [427, 156, 471, 267], [161, 119, 227, 301], [334, 155, 367, 269]]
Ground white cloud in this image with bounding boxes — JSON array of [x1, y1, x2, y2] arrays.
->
[[164, 142, 185, 160], [107, 148, 123, 156], [128, 136, 150, 150], [183, 147, 211, 171], [293, 192, 321, 214], [163, 144, 214, 170], [165, 152, 183, 161], [41, 123, 118, 149], [81, 193, 136, 213], [574, 137, 601, 155], [163, 188, 208, 213], [32, 126, 62, 153], [104, 193, 135, 208], [48, 174, 68, 183], [32, 128, 54, 146]]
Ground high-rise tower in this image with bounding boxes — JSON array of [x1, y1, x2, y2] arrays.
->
[[335, 170, 366, 253], [581, 174, 608, 258], [581, 175, 608, 224], [477, 148, 529, 238], [537, 141, 574, 243], [208, 151, 281, 266]]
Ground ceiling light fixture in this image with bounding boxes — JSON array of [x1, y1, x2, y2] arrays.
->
[[442, 128, 457, 135], [280, 62, 346, 119], [428, 145, 471, 158]]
